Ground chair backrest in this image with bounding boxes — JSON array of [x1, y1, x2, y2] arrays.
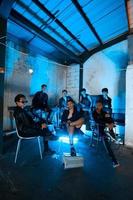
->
[[13, 117, 24, 139]]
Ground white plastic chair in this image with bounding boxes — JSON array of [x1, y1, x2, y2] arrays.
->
[[14, 120, 43, 163]]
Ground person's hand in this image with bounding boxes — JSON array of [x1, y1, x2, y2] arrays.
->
[[70, 122, 75, 127], [67, 120, 71, 125], [41, 123, 47, 129], [105, 113, 110, 118]]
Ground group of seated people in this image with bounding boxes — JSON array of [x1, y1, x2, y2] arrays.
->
[[13, 84, 120, 168]]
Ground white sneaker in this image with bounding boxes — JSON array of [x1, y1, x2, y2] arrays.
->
[[113, 162, 120, 168], [52, 131, 56, 136], [115, 138, 123, 145]]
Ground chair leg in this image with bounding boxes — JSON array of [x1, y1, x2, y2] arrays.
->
[[14, 139, 21, 163], [37, 137, 43, 160]]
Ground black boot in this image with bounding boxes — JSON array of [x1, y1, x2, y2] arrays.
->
[[70, 146, 76, 157], [43, 140, 56, 155]]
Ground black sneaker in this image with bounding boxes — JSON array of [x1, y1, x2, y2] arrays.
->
[[70, 147, 76, 157], [45, 134, 58, 141], [49, 135, 59, 141]]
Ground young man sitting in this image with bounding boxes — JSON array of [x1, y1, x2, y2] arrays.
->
[[93, 101, 119, 168], [14, 94, 57, 155], [62, 99, 84, 156], [99, 88, 112, 114], [79, 88, 92, 130]]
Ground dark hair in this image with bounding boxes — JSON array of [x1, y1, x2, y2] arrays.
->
[[80, 88, 86, 93], [62, 89, 67, 93], [67, 98, 75, 104], [14, 94, 26, 103], [96, 100, 103, 105], [102, 88, 108, 93], [41, 84, 47, 88]]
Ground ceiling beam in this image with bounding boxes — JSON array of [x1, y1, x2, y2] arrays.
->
[[71, 0, 103, 45], [32, 0, 88, 52], [80, 32, 129, 63], [0, 0, 15, 19], [10, 10, 81, 63], [16, 0, 80, 53]]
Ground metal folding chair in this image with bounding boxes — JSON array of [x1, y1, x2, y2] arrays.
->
[[14, 119, 42, 163]]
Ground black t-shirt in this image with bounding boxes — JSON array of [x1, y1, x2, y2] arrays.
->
[[62, 106, 84, 123], [99, 95, 112, 109], [80, 94, 91, 107]]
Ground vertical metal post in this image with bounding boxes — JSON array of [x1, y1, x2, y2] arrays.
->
[[79, 63, 83, 99], [0, 16, 7, 154]]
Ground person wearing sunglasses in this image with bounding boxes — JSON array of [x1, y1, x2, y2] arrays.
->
[[13, 94, 57, 155]]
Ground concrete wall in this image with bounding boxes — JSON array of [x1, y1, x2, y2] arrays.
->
[[83, 40, 128, 113], [66, 64, 80, 102], [3, 40, 67, 130]]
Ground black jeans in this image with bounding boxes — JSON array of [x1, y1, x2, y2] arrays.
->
[[83, 111, 92, 130], [99, 124, 118, 164], [102, 135, 118, 164]]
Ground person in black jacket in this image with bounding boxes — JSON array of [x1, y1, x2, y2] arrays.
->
[[62, 99, 84, 156], [32, 84, 48, 110], [79, 88, 92, 130], [14, 94, 57, 155], [99, 88, 112, 113], [59, 90, 72, 110], [79, 88, 92, 111], [32, 84, 52, 123], [93, 101, 119, 168], [58, 90, 72, 127]]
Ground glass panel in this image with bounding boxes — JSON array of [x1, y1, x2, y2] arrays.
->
[[7, 20, 34, 41], [93, 5, 128, 42]]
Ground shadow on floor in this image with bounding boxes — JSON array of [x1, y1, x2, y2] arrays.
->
[[0, 130, 133, 200]]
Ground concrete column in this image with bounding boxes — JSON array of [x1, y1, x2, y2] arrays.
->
[[0, 16, 7, 153], [79, 63, 83, 98], [125, 64, 133, 147]]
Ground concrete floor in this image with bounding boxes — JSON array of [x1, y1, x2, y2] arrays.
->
[[0, 130, 133, 200]]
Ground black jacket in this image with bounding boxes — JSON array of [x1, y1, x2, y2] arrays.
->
[[62, 106, 83, 123], [93, 109, 113, 125], [13, 106, 44, 136], [59, 96, 72, 108], [32, 91, 48, 110]]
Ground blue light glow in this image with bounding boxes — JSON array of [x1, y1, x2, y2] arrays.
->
[[59, 136, 78, 144]]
